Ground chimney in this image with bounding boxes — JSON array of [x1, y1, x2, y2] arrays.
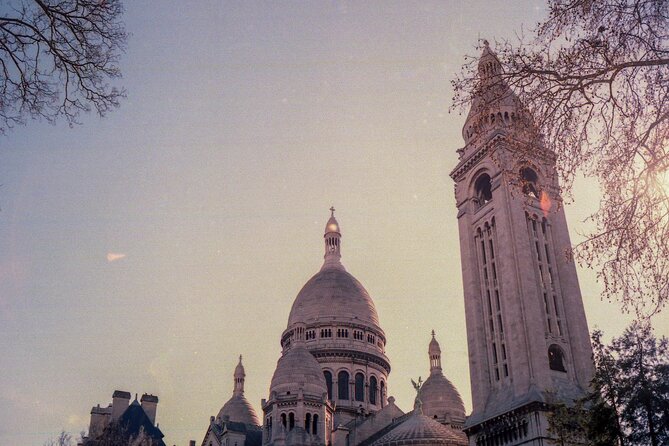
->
[[111, 390, 131, 420], [89, 404, 110, 438], [140, 393, 159, 425]]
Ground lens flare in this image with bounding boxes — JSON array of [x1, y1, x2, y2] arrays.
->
[[540, 191, 552, 217]]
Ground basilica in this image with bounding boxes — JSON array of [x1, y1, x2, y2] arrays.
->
[[198, 42, 593, 446], [83, 43, 594, 446], [200, 206, 469, 446]]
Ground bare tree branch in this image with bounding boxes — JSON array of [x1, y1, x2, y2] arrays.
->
[[0, 0, 127, 134], [452, 0, 669, 314]]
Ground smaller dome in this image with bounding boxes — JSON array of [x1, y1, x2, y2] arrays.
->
[[418, 374, 466, 423], [270, 346, 327, 397], [217, 395, 260, 426], [370, 412, 467, 446]]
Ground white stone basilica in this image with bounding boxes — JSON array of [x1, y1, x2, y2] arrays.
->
[[201, 208, 469, 446], [199, 42, 593, 446]]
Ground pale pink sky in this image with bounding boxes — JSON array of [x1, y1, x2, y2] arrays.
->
[[1, 2, 667, 446]]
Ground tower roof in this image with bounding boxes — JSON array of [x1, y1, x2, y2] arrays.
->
[[461, 40, 527, 147]]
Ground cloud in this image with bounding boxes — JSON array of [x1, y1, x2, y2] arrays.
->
[[106, 253, 126, 262]]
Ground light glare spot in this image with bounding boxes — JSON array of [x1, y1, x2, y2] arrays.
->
[[540, 191, 552, 217]]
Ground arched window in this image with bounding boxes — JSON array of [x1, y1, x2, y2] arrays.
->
[[548, 344, 567, 372], [369, 376, 378, 405], [305, 413, 311, 433], [338, 371, 349, 400], [475, 173, 493, 204], [288, 412, 295, 430], [354, 373, 365, 402], [312, 414, 319, 435], [281, 413, 287, 429], [324, 371, 333, 401], [521, 167, 539, 198], [380, 380, 385, 406]]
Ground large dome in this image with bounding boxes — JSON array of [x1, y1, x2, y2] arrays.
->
[[287, 267, 380, 329], [277, 210, 391, 422]]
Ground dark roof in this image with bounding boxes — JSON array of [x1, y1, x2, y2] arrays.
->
[[118, 401, 166, 445]]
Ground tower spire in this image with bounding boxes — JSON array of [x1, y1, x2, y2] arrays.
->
[[322, 206, 343, 270], [233, 354, 245, 396], [459, 40, 531, 153]]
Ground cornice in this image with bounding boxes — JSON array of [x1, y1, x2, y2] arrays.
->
[[310, 349, 391, 374]]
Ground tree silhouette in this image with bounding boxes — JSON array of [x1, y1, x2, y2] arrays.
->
[[0, 0, 127, 134], [548, 322, 669, 445]]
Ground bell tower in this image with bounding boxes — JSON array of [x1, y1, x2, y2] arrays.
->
[[450, 42, 593, 445]]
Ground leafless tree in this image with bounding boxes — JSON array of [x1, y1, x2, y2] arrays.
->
[[0, 0, 127, 134], [44, 430, 72, 446], [452, 0, 669, 315]]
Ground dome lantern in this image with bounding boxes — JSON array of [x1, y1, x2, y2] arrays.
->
[[323, 206, 343, 270], [429, 330, 442, 374], [233, 355, 245, 396]]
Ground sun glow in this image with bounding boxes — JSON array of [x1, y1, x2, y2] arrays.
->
[[660, 169, 669, 195]]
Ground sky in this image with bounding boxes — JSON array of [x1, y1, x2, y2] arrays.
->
[[1, 2, 668, 446]]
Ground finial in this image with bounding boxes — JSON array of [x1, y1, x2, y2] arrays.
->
[[330, 206, 335, 217], [482, 39, 489, 47], [239, 354, 242, 363], [431, 329, 435, 338]]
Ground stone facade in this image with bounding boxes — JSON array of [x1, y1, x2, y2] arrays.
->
[[450, 42, 594, 446]]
